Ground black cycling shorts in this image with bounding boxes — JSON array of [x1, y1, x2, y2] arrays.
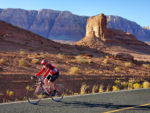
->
[[46, 72, 59, 82]]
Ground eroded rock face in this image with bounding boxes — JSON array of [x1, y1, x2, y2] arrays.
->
[[77, 13, 148, 46], [85, 14, 107, 40]]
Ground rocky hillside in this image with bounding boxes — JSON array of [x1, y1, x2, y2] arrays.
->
[[0, 20, 79, 54], [76, 14, 150, 56], [0, 8, 150, 42]]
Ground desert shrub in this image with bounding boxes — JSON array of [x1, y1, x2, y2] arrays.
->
[[112, 86, 120, 91], [133, 83, 142, 89], [92, 85, 98, 94], [6, 90, 14, 96], [31, 58, 40, 64], [115, 80, 121, 84], [128, 78, 136, 83], [127, 79, 136, 90], [19, 58, 28, 66], [69, 67, 80, 74], [103, 59, 108, 64], [121, 82, 128, 89], [57, 53, 65, 59], [114, 67, 121, 72], [128, 82, 133, 90], [143, 81, 150, 88], [19, 49, 25, 55], [105, 56, 110, 59], [40, 52, 45, 58], [124, 62, 132, 67], [106, 85, 111, 92], [73, 55, 92, 64], [0, 59, 6, 64], [26, 85, 30, 90], [80, 83, 89, 95], [73, 93, 79, 95], [28, 47, 34, 51], [99, 84, 104, 93], [142, 64, 150, 68]]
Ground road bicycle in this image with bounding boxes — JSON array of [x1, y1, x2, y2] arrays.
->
[[26, 76, 65, 104]]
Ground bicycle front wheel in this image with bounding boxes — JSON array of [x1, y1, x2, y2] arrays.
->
[[52, 84, 65, 102], [26, 84, 43, 104]]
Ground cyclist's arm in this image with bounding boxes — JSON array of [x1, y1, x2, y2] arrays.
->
[[43, 68, 50, 77], [36, 68, 45, 76]]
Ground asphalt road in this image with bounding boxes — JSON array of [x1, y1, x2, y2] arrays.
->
[[1, 88, 150, 113]]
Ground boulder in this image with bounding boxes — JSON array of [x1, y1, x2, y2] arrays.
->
[[115, 53, 134, 62]]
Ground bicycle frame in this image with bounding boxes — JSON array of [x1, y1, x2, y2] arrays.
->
[[26, 76, 65, 104]]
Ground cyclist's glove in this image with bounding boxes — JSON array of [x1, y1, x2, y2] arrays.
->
[[41, 76, 45, 81], [31, 75, 37, 80]]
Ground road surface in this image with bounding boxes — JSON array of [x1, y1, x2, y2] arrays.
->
[[0, 88, 150, 113]]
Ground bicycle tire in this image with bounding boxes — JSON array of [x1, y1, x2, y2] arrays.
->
[[26, 84, 44, 104], [51, 84, 65, 102]]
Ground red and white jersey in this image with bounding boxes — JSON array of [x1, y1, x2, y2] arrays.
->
[[36, 64, 58, 77]]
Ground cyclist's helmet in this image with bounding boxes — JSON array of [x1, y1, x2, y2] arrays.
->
[[41, 59, 48, 65]]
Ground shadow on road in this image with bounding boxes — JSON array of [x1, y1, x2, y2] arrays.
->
[[60, 101, 150, 111], [37, 100, 150, 111]]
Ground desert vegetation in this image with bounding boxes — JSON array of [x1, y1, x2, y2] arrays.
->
[[1, 50, 150, 103]]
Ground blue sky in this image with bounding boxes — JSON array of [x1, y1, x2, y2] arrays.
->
[[0, 0, 149, 26]]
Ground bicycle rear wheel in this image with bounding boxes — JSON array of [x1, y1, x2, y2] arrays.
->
[[26, 84, 43, 104], [52, 84, 65, 102]]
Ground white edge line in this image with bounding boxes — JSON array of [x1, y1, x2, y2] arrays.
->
[[0, 88, 150, 106]]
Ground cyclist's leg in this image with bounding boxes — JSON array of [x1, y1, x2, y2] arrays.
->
[[50, 72, 59, 90]]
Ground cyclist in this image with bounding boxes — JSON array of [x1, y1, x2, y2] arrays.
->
[[32, 59, 59, 96]]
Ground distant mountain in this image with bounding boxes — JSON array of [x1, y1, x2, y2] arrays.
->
[[106, 16, 150, 42], [0, 8, 150, 42], [0, 8, 88, 42], [143, 26, 150, 30]]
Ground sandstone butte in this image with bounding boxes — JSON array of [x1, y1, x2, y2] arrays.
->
[[76, 13, 150, 54]]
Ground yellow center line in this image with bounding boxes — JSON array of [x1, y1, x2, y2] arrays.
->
[[103, 103, 150, 113]]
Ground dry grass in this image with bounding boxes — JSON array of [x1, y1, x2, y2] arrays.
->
[[31, 58, 40, 64], [6, 90, 14, 96], [124, 62, 132, 67], [114, 67, 121, 72], [72, 55, 92, 64], [133, 83, 142, 89], [40, 52, 45, 58], [103, 59, 108, 64], [92, 85, 98, 94], [80, 83, 89, 95], [106, 85, 111, 92], [0, 58, 6, 64], [143, 81, 150, 88], [69, 67, 80, 74], [25, 85, 30, 90], [19, 49, 25, 55], [121, 82, 128, 89], [142, 64, 150, 68], [99, 84, 104, 93], [19, 58, 28, 66], [57, 53, 65, 59], [112, 86, 120, 91]]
